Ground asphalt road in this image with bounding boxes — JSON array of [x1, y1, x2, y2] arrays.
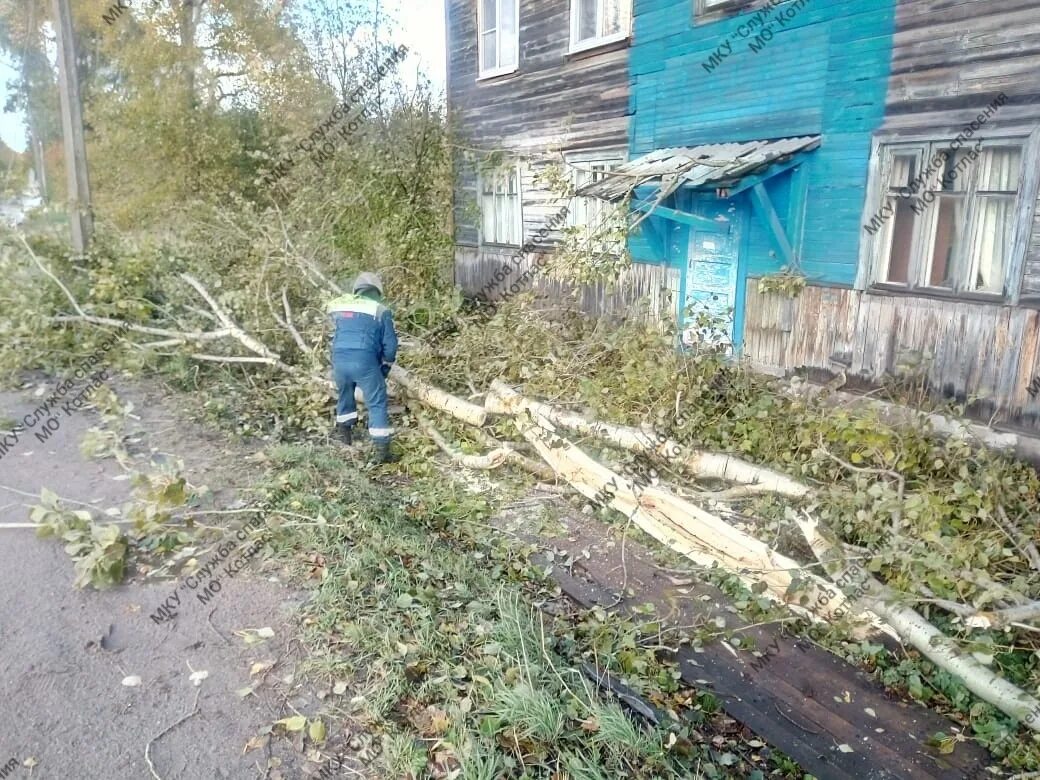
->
[[0, 381, 360, 780]]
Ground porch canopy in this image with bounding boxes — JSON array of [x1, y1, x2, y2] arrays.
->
[[576, 136, 821, 202], [575, 135, 821, 267]]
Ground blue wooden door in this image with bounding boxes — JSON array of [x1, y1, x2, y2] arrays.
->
[[681, 202, 743, 352]]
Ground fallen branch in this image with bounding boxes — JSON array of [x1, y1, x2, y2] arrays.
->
[[785, 380, 1019, 452], [280, 286, 311, 353], [412, 405, 555, 480], [179, 273, 299, 374], [38, 256, 301, 374], [793, 511, 1040, 732], [51, 315, 233, 344], [487, 380, 810, 498], [22, 234, 87, 316], [263, 282, 311, 355], [144, 687, 202, 780], [188, 353, 294, 368], [414, 409, 509, 469], [469, 424, 558, 481], [963, 601, 1040, 630], [997, 506, 1040, 573]]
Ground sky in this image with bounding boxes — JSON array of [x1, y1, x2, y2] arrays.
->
[[0, 0, 447, 154], [0, 56, 22, 152]]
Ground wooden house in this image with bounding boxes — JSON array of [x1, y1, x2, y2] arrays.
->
[[445, 0, 679, 316], [446, 0, 1040, 434]]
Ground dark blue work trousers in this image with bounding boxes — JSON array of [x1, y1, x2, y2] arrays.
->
[[332, 350, 392, 442]]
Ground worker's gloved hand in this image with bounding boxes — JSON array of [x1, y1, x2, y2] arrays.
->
[[380, 363, 392, 378]]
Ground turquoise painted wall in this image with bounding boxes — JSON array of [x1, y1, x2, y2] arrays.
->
[[628, 0, 897, 285]]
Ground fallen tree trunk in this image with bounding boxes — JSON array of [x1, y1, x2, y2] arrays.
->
[[42, 252, 1037, 725], [785, 379, 1020, 452], [487, 380, 810, 498], [793, 511, 1040, 732], [511, 411, 866, 625], [390, 365, 486, 427]]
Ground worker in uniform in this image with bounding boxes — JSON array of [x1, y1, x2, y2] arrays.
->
[[325, 272, 399, 463]]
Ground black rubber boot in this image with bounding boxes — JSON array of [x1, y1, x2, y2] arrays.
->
[[335, 423, 354, 446], [371, 440, 399, 464]]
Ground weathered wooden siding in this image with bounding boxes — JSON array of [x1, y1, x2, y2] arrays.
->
[[885, 0, 1040, 130], [714, 0, 1040, 433], [745, 282, 1040, 432], [883, 0, 1040, 295], [455, 244, 680, 319], [446, 0, 629, 153], [629, 0, 898, 284], [447, 0, 641, 311]]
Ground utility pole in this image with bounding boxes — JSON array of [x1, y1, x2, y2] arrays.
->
[[52, 0, 93, 252], [34, 136, 48, 202]]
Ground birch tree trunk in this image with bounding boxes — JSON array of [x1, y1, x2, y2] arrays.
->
[[513, 412, 863, 624], [793, 511, 1040, 731], [488, 380, 810, 498], [389, 365, 487, 427]]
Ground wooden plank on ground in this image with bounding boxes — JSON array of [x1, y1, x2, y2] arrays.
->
[[528, 505, 998, 780]]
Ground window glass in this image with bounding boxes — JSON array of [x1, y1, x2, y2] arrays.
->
[[979, 147, 1021, 191], [480, 31, 497, 72], [603, 0, 624, 35], [889, 154, 916, 195], [698, 0, 751, 16], [479, 0, 517, 75], [573, 0, 628, 48], [877, 152, 920, 284], [481, 0, 496, 33], [872, 141, 1022, 296], [480, 168, 521, 245], [500, 0, 518, 67], [578, 0, 598, 41], [927, 197, 965, 287], [920, 148, 969, 288], [569, 154, 625, 253], [969, 196, 1013, 293], [882, 199, 916, 284]]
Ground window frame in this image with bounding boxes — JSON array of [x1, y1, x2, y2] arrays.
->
[[863, 136, 1033, 301], [477, 0, 520, 80], [565, 148, 628, 254], [569, 0, 631, 55], [693, 0, 757, 25], [478, 164, 524, 247]]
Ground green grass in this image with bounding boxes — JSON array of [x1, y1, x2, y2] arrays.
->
[[257, 442, 803, 779]]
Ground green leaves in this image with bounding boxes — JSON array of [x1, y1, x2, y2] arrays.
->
[[31, 491, 129, 589]]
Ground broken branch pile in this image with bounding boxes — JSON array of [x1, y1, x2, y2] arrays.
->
[[24, 244, 1040, 736], [398, 369, 1040, 733]]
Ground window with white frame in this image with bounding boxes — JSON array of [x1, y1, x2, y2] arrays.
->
[[478, 0, 519, 78], [870, 141, 1024, 296], [570, 0, 630, 53], [694, 0, 752, 20], [480, 166, 522, 245], [568, 151, 626, 252]]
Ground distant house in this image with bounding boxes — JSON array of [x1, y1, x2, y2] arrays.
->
[[446, 0, 1040, 434]]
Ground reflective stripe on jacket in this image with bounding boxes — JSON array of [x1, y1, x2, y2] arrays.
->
[[326, 293, 398, 363]]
